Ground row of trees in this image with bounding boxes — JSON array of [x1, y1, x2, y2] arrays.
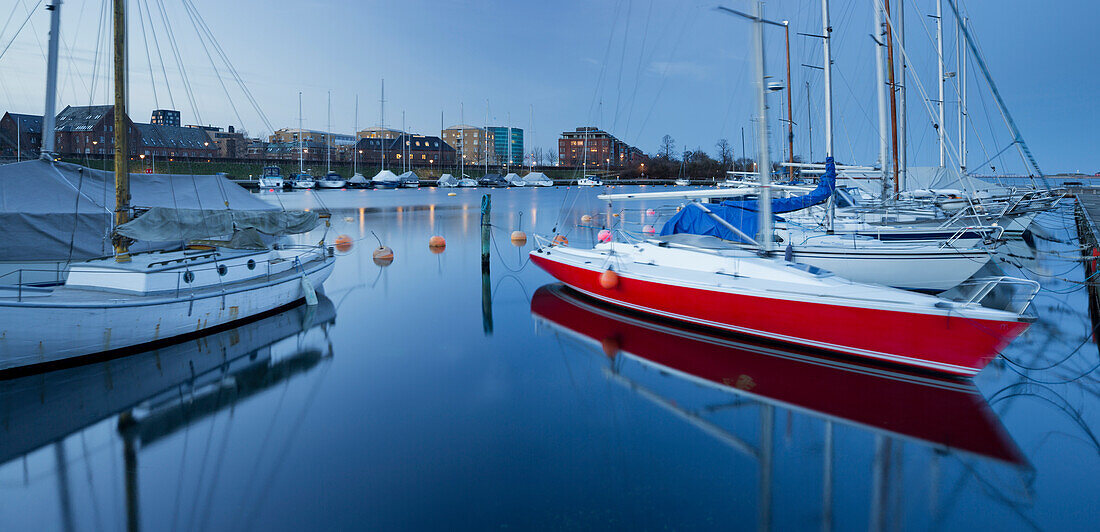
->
[[625, 134, 802, 180]]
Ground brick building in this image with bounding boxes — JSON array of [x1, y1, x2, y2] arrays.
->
[[558, 126, 645, 169], [0, 112, 42, 157], [354, 134, 455, 167], [441, 125, 495, 166], [356, 126, 405, 140]]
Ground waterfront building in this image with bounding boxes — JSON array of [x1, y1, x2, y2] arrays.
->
[[269, 128, 355, 147], [487, 126, 524, 166], [150, 109, 181, 127], [442, 125, 496, 166], [558, 126, 645, 168], [354, 134, 455, 167], [0, 112, 43, 157], [357, 127, 405, 140]]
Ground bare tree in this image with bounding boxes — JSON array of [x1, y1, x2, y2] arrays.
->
[[546, 149, 557, 166], [659, 135, 676, 160], [715, 138, 733, 169]]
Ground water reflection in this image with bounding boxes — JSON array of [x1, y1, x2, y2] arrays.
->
[[0, 296, 336, 531], [531, 283, 1031, 529]]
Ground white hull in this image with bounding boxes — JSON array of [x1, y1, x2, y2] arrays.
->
[[258, 178, 285, 188], [0, 250, 333, 371], [292, 181, 316, 189], [792, 248, 990, 291], [317, 180, 346, 188]]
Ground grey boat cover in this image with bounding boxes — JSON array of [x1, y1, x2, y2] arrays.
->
[[115, 207, 319, 242], [372, 169, 399, 183], [437, 174, 458, 187], [523, 172, 553, 186], [0, 159, 284, 261]]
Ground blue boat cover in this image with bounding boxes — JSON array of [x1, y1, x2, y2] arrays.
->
[[659, 157, 836, 243]]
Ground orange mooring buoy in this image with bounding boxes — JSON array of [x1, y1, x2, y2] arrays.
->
[[580, 214, 593, 224], [642, 225, 656, 235], [599, 269, 619, 289], [372, 245, 394, 266], [334, 234, 353, 253], [554, 235, 569, 246], [428, 235, 446, 250], [510, 231, 527, 246]]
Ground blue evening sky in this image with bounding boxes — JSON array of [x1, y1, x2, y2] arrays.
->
[[0, 0, 1095, 174]]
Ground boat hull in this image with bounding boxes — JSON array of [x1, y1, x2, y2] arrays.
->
[[530, 252, 1027, 376], [0, 256, 334, 372], [791, 248, 991, 291]]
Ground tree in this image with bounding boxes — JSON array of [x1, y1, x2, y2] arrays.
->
[[546, 149, 557, 166], [715, 138, 733, 169], [531, 146, 544, 167], [734, 157, 755, 172], [659, 134, 676, 160]]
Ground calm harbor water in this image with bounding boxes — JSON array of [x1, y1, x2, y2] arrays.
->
[[1, 186, 1097, 531]]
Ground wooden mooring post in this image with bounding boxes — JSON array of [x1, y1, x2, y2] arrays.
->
[[481, 194, 493, 334]]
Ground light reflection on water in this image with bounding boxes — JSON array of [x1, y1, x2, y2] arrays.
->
[[0, 187, 1097, 531]]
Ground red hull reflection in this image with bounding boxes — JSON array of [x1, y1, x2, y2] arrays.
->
[[531, 284, 1026, 465]]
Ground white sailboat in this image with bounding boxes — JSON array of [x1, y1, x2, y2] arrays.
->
[[291, 92, 315, 189], [0, 0, 334, 372]]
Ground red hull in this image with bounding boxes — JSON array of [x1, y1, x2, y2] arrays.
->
[[531, 254, 1029, 376], [531, 284, 1026, 464]]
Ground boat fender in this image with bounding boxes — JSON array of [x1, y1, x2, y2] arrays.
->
[[554, 235, 569, 246], [597, 229, 612, 243], [301, 273, 318, 306], [784, 243, 794, 262], [599, 269, 619, 289], [581, 214, 593, 223]]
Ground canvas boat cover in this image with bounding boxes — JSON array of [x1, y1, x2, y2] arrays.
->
[[0, 160, 284, 261], [398, 171, 419, 181], [524, 172, 553, 186], [504, 173, 522, 184], [660, 157, 838, 244], [347, 173, 369, 185], [372, 170, 399, 183], [116, 207, 319, 243], [437, 174, 458, 186]]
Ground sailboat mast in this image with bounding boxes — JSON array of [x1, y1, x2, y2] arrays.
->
[[821, 0, 835, 230], [353, 94, 358, 174], [112, 0, 131, 261], [955, 3, 967, 174], [783, 21, 793, 180], [380, 79, 385, 171], [897, 0, 907, 190], [884, 0, 900, 198], [41, 0, 63, 159], [752, 1, 773, 254], [488, 98, 492, 173], [326, 91, 331, 173], [402, 110, 406, 173], [821, 0, 834, 159], [873, 4, 889, 191], [936, 0, 945, 167], [298, 91, 303, 174]]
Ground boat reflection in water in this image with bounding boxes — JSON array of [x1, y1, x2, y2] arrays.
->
[[531, 284, 1030, 527], [531, 284, 1025, 464], [0, 295, 335, 530]]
